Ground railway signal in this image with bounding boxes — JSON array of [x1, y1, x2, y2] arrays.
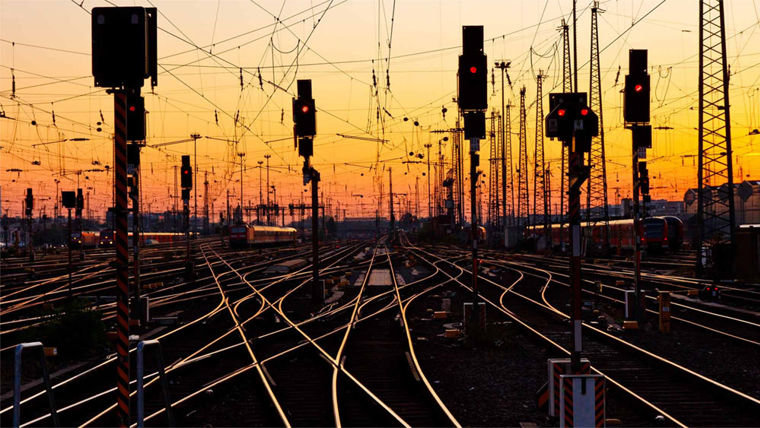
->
[[126, 94, 146, 141], [181, 155, 192, 189], [458, 25, 487, 335], [294, 79, 323, 305], [624, 50, 650, 123], [92, 6, 158, 425], [546, 91, 598, 373], [25, 188, 33, 217], [458, 26, 487, 111], [624, 49, 651, 327], [62, 190, 76, 296]]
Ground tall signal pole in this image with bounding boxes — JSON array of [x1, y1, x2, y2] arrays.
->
[[697, 0, 735, 274], [389, 167, 395, 241], [257, 160, 263, 224], [534, 72, 549, 245], [265, 154, 271, 225], [191, 133, 200, 233], [459, 25, 487, 333], [517, 87, 529, 226], [238, 152, 245, 223], [587, 1, 611, 252], [203, 171, 209, 234]]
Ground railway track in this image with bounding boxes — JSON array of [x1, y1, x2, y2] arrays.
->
[[404, 239, 760, 427]]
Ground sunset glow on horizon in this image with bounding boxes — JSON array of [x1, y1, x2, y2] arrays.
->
[[2, 0, 759, 220]]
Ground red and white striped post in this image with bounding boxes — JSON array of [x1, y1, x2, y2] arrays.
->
[[113, 90, 131, 426]]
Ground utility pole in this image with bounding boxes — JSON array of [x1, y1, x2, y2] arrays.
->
[[697, 0, 735, 275], [226, 189, 230, 228], [424, 143, 432, 218], [265, 154, 271, 225], [517, 87, 529, 226]]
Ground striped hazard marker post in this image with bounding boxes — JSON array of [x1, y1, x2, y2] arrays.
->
[[113, 90, 131, 426]]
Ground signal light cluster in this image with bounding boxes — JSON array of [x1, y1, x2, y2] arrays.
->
[[545, 92, 598, 153], [181, 155, 192, 190]]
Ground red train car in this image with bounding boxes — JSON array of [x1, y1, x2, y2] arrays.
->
[[229, 225, 297, 248], [527, 217, 673, 252]]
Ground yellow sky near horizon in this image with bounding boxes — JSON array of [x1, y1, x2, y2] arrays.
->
[[1, 0, 759, 220]]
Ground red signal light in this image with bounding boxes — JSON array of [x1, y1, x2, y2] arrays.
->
[[301, 105, 309, 113], [469, 66, 477, 74], [634, 84, 643, 92], [558, 109, 566, 117], [580, 108, 589, 116], [129, 105, 136, 112]]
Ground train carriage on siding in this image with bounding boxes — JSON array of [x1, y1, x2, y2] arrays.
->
[[229, 225, 297, 248], [527, 216, 676, 252]]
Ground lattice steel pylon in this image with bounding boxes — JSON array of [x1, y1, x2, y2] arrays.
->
[[517, 87, 530, 226], [697, 0, 735, 270], [453, 118, 465, 226], [488, 110, 500, 227], [534, 72, 549, 235], [559, 19, 572, 249], [587, 1, 610, 250], [504, 103, 515, 224]]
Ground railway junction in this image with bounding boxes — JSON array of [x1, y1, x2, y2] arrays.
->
[[2, 1, 760, 427], [2, 231, 760, 427]]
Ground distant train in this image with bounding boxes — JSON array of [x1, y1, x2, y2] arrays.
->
[[229, 225, 297, 248], [526, 216, 683, 252], [94, 230, 192, 248], [70, 231, 100, 248]]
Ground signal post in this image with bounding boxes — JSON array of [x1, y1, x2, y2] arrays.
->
[[181, 155, 193, 277], [545, 92, 598, 372], [292, 80, 321, 305], [91, 6, 157, 426], [25, 189, 34, 262], [458, 26, 488, 334], [624, 49, 651, 326], [544, 93, 605, 427]]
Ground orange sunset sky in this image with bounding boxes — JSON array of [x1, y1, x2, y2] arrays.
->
[[1, 0, 759, 220]]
